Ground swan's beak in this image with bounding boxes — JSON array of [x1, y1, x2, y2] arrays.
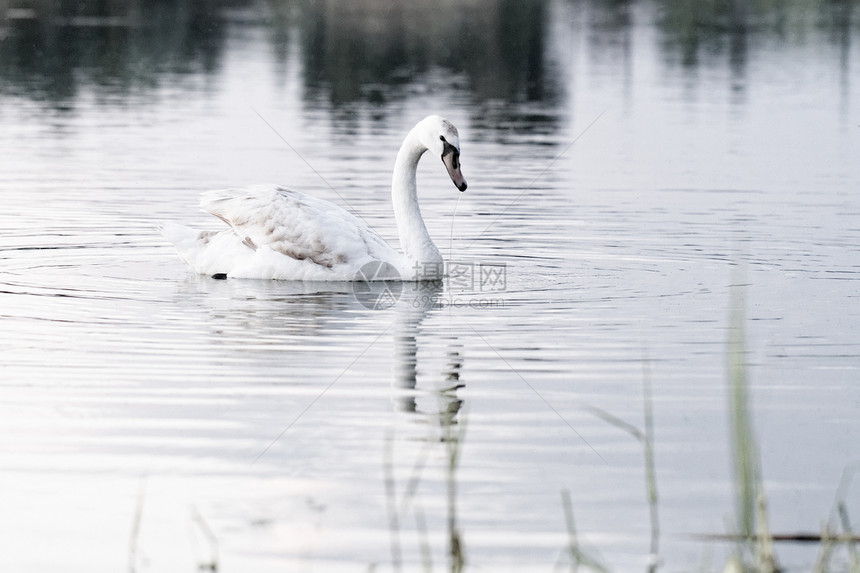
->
[[442, 150, 467, 192]]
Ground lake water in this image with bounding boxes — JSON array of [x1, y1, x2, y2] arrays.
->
[[1, 1, 859, 571]]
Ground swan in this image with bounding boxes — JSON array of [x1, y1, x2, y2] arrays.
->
[[162, 115, 467, 281]]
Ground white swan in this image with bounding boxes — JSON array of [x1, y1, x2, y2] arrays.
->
[[163, 115, 467, 281]]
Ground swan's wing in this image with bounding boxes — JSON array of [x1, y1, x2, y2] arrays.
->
[[200, 185, 393, 269]]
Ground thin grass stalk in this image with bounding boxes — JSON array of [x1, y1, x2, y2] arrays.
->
[[727, 279, 776, 572], [815, 467, 860, 571], [754, 491, 776, 573], [398, 438, 433, 515], [838, 502, 860, 573], [561, 488, 580, 573], [813, 523, 837, 573], [383, 431, 403, 573], [560, 489, 610, 573], [128, 479, 146, 573], [642, 362, 660, 573], [412, 501, 433, 573], [728, 289, 756, 545], [444, 407, 466, 573], [190, 505, 219, 571], [577, 368, 660, 571]]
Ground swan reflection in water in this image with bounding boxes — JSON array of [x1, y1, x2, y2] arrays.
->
[[391, 280, 466, 573], [392, 280, 464, 416], [171, 275, 466, 570]]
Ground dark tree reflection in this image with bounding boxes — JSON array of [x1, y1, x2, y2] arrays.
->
[[292, 0, 562, 117], [1, 0, 855, 129], [0, 0, 229, 107]]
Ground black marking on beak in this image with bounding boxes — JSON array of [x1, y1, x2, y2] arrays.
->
[[442, 140, 467, 192], [442, 140, 460, 170]]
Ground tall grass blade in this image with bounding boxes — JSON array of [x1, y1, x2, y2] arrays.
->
[[128, 478, 146, 573], [839, 503, 860, 573], [383, 431, 403, 573], [727, 285, 756, 544], [560, 489, 610, 573], [727, 279, 777, 572], [444, 408, 467, 573], [642, 362, 661, 573], [190, 505, 219, 571]]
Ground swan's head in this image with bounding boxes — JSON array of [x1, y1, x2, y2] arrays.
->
[[418, 115, 468, 192]]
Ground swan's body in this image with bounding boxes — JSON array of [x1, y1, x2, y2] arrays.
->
[[163, 115, 466, 281]]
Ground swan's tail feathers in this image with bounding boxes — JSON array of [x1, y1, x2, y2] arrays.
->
[[158, 221, 200, 253], [159, 221, 253, 277], [158, 221, 209, 272]]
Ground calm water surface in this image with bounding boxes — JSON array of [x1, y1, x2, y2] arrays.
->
[[1, 1, 859, 571]]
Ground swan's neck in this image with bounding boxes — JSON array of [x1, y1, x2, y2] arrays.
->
[[392, 129, 442, 274]]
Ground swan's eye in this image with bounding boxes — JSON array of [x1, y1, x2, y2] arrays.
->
[[441, 139, 459, 165], [439, 135, 447, 143]]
